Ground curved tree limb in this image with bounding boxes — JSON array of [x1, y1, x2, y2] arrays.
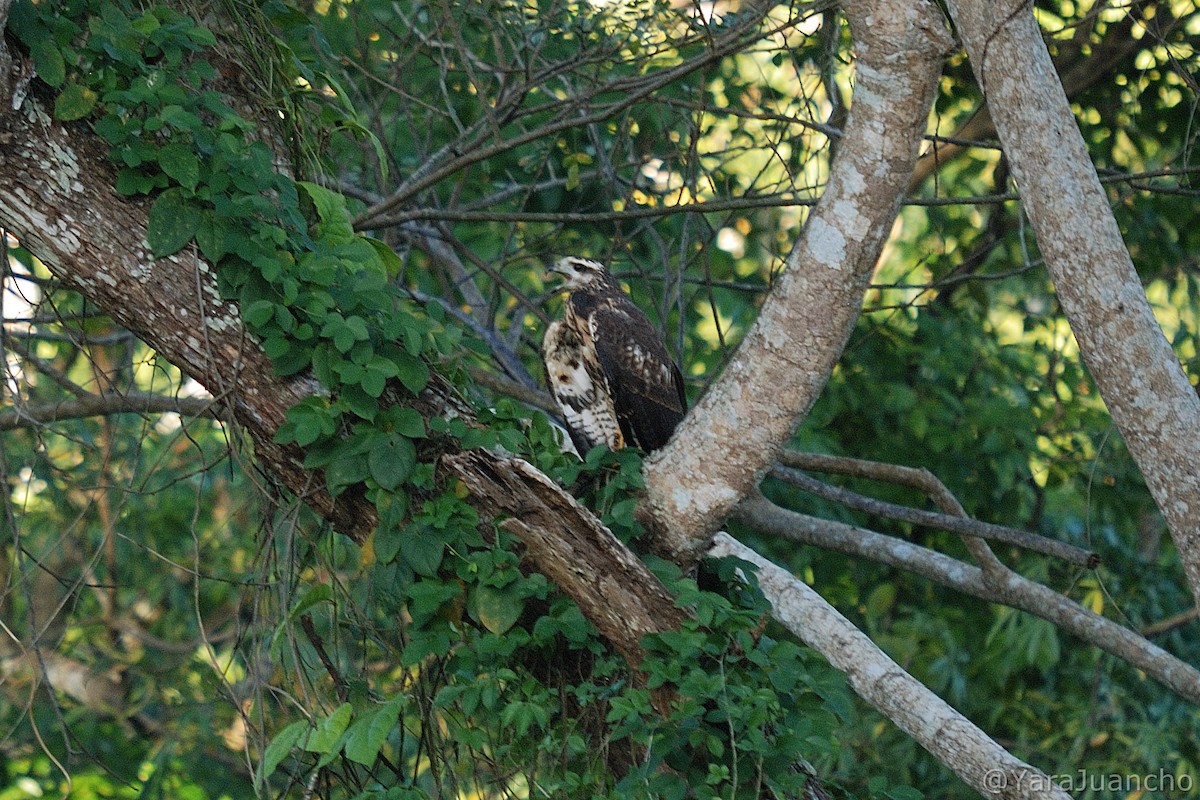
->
[[642, 0, 954, 563], [0, 68, 690, 721], [945, 0, 1200, 608], [443, 450, 687, 707], [708, 531, 1074, 800], [0, 96, 380, 539], [774, 452, 1098, 567], [736, 492, 1200, 705]]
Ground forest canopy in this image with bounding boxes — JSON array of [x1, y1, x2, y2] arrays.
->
[[0, 0, 1198, 798]]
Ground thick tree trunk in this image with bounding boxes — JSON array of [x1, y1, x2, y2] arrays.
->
[[945, 0, 1200, 609], [642, 0, 953, 563], [0, 93, 375, 537]]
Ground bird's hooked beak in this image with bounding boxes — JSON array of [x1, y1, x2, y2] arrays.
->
[[545, 259, 571, 288]]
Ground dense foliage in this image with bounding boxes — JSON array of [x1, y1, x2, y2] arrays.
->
[[1, 0, 1197, 798]]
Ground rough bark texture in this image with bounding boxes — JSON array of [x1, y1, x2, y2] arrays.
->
[[642, 0, 953, 563], [0, 57, 688, 703], [945, 0, 1200, 609], [443, 451, 687, 680], [0, 10, 1128, 794], [0, 93, 370, 535], [709, 532, 1074, 800]]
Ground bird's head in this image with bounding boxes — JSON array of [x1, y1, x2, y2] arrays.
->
[[547, 257, 610, 291]]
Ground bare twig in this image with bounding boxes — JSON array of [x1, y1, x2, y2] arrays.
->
[[774, 452, 1099, 567], [1141, 606, 1199, 638], [355, 2, 796, 227], [0, 391, 223, 430], [736, 492, 1200, 705]]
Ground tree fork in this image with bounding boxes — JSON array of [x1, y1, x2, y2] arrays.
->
[[641, 0, 955, 563]]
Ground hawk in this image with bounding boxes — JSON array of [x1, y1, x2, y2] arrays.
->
[[542, 257, 687, 455]]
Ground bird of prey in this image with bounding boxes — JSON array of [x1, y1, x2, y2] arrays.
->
[[541, 257, 687, 455]]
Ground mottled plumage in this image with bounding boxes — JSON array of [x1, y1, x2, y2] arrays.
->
[[542, 257, 687, 454]]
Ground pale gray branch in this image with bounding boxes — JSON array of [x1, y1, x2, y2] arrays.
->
[[643, 0, 954, 563], [774, 452, 1098, 567], [946, 0, 1200, 607], [708, 531, 1074, 800], [736, 492, 1200, 705]]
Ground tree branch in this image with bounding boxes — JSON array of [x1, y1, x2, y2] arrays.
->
[[0, 391, 223, 430], [0, 61, 694, 700], [908, 1, 1182, 191], [774, 452, 1098, 567], [945, 0, 1200, 608], [354, 2, 783, 227], [442, 450, 687, 711], [708, 532, 1074, 800], [736, 492, 1200, 705], [642, 0, 954, 563]]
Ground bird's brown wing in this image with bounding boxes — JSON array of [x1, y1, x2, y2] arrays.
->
[[588, 302, 686, 452]]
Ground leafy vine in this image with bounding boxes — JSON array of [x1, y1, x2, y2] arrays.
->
[[7, 2, 859, 797]]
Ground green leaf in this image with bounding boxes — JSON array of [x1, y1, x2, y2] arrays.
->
[[344, 694, 405, 765], [393, 351, 429, 393], [259, 720, 309, 783], [288, 584, 333, 622], [243, 300, 276, 329], [364, 237, 403, 276], [195, 211, 234, 262], [31, 38, 67, 88], [54, 84, 98, 121], [327, 451, 372, 496], [372, 493, 409, 563], [159, 104, 202, 131], [340, 383, 378, 421], [184, 25, 217, 46], [406, 579, 461, 627], [305, 703, 352, 754], [399, 529, 444, 577], [368, 434, 416, 491], [277, 399, 336, 447], [296, 181, 355, 244], [475, 584, 524, 635], [265, 336, 311, 376], [129, 11, 161, 36], [147, 188, 200, 258], [373, 528, 403, 565], [115, 168, 165, 196], [390, 407, 426, 438], [158, 143, 200, 191]]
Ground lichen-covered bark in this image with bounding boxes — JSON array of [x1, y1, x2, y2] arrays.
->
[[0, 96, 379, 537], [739, 492, 1200, 705], [642, 0, 954, 563], [709, 533, 1074, 800], [945, 0, 1200, 608]]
